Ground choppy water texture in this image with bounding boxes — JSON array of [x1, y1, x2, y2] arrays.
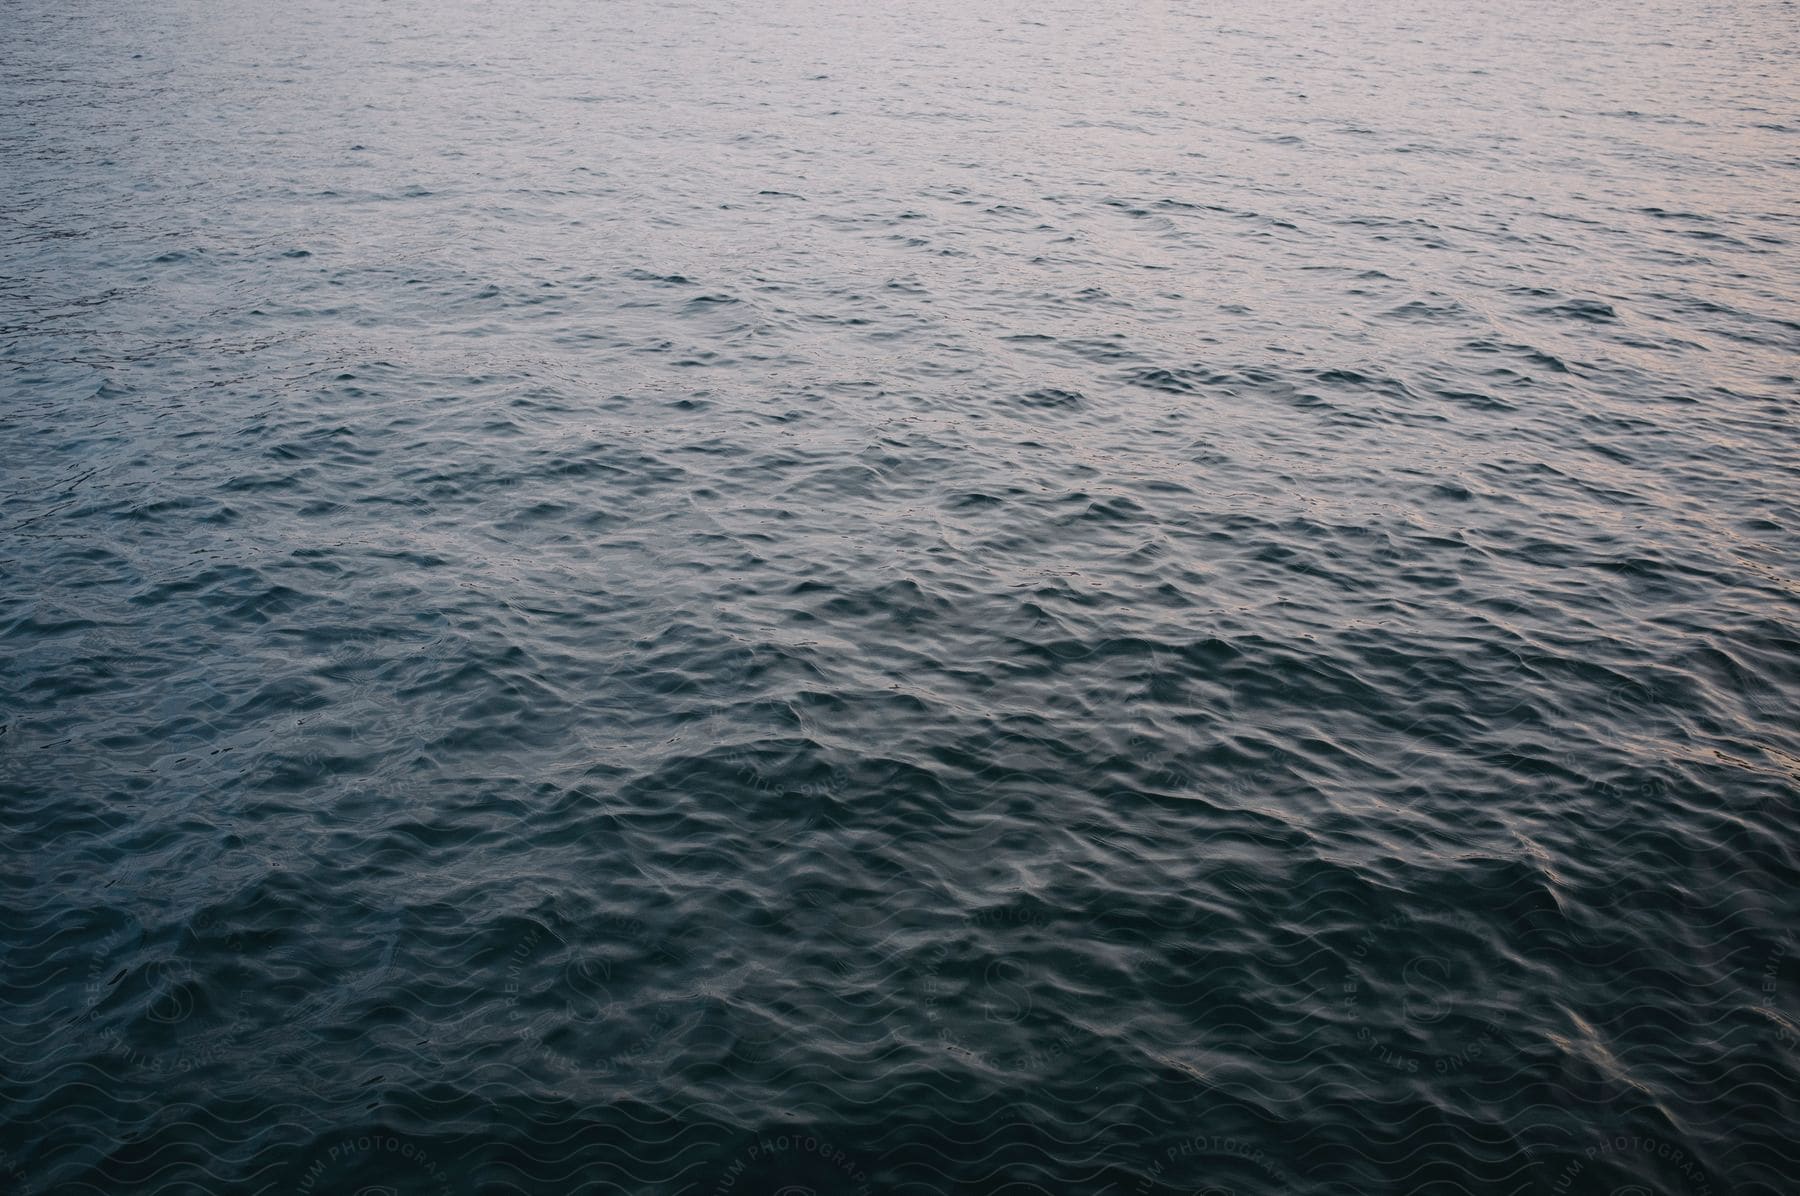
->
[[3, 0, 1798, 1192]]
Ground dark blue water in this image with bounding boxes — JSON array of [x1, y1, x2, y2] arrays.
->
[[3, 1, 1798, 1192]]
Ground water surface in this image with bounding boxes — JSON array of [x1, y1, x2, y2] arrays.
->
[[3, 1, 1798, 1193]]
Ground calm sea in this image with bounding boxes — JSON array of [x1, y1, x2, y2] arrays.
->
[[3, 1, 1797, 1193]]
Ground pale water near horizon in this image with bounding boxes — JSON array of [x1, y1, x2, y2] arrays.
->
[[2, 1, 1797, 1193]]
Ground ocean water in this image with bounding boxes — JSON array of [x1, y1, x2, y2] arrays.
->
[[2, 0, 1797, 1192]]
